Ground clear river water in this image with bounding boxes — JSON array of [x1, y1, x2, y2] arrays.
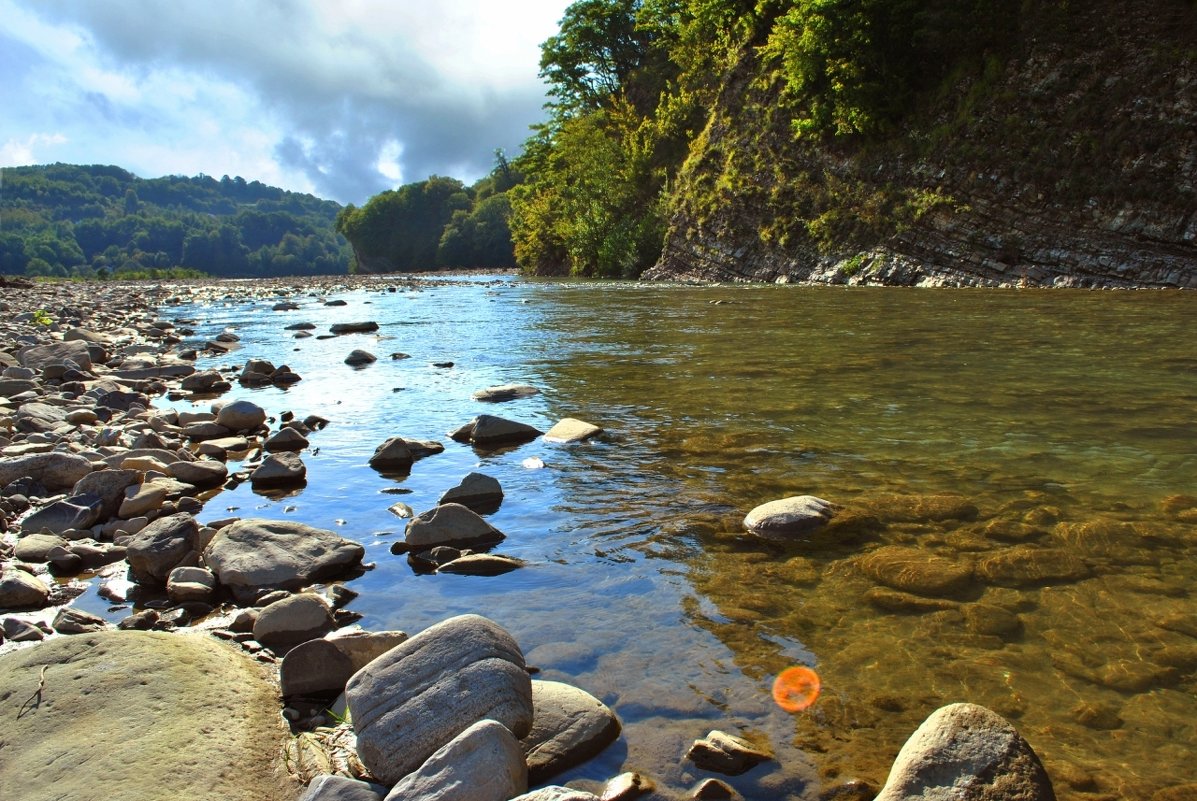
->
[[79, 276, 1197, 799]]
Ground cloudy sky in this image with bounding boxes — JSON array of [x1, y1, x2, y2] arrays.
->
[[0, 0, 571, 205]]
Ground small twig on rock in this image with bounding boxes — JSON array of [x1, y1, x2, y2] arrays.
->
[[17, 665, 48, 720]]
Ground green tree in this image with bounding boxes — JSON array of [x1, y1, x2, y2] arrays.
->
[[335, 176, 471, 271]]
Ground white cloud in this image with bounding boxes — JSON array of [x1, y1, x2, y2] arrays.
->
[[0, 133, 69, 166], [0, 0, 570, 203]]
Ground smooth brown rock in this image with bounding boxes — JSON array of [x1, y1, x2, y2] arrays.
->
[[523, 680, 622, 783], [873, 703, 1055, 801], [859, 546, 974, 598], [0, 569, 50, 609], [264, 427, 309, 453], [279, 630, 409, 697], [253, 593, 336, 652], [448, 414, 542, 447], [438, 471, 503, 513], [685, 730, 772, 776], [368, 437, 413, 472], [216, 399, 267, 432], [250, 452, 307, 488], [124, 512, 199, 585], [0, 452, 94, 491], [976, 546, 1090, 587]]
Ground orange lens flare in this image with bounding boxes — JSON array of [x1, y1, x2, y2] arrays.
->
[[772, 666, 821, 712]]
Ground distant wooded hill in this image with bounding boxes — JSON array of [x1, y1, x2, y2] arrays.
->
[[0, 163, 352, 279]]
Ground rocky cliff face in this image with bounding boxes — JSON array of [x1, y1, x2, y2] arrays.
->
[[645, 1, 1197, 287]]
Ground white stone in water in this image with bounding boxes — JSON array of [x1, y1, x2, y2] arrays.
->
[[544, 418, 603, 443], [743, 495, 836, 538]]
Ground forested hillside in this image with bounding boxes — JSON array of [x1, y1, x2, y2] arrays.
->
[[505, 0, 1197, 286], [497, 0, 1197, 286], [0, 163, 351, 278], [333, 155, 519, 273]]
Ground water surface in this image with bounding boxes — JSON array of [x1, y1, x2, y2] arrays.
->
[[108, 280, 1197, 798]]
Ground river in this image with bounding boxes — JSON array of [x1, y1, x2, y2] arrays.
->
[[79, 276, 1197, 799]]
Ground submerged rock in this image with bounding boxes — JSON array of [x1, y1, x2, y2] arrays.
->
[[858, 546, 975, 598], [976, 546, 1090, 587], [685, 730, 772, 776], [862, 493, 980, 523], [437, 553, 524, 576], [873, 703, 1055, 801]]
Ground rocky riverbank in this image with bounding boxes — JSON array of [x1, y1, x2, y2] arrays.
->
[[0, 277, 1059, 801]]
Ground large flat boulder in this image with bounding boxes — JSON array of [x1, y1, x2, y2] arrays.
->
[[18, 339, 93, 371], [204, 518, 365, 602], [345, 614, 533, 786], [874, 703, 1055, 801], [0, 452, 94, 491], [0, 631, 297, 801]]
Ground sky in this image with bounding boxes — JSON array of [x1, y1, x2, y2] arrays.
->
[[0, 0, 572, 205]]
